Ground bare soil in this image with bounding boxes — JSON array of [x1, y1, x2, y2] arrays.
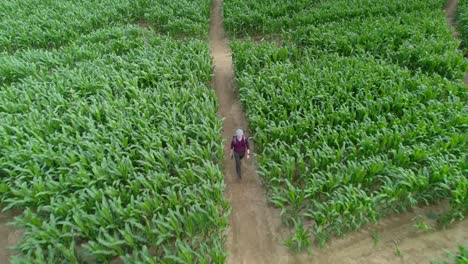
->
[[446, 0, 460, 39], [0, 208, 22, 264], [209, 0, 291, 263], [294, 204, 468, 264]]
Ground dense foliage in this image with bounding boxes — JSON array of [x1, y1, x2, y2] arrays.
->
[[225, 0, 468, 250], [225, 0, 466, 80], [0, 1, 228, 263], [0, 0, 211, 52]]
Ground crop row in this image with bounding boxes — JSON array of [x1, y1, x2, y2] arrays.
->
[[224, 0, 466, 80], [0, 0, 211, 52], [223, 0, 451, 38], [0, 25, 228, 263]]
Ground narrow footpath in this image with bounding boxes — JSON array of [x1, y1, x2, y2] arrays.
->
[[0, 208, 22, 264], [446, 0, 468, 84], [446, 0, 460, 38], [208, 0, 291, 263]]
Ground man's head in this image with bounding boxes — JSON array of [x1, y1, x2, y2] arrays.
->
[[236, 129, 244, 138]]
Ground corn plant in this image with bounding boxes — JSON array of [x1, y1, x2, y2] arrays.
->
[[412, 215, 432, 233], [369, 229, 380, 246], [284, 219, 312, 254], [445, 245, 468, 264], [393, 240, 403, 258]]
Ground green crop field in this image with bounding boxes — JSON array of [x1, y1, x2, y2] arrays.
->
[[1, 0, 467, 262], [224, 0, 468, 250], [0, 0, 228, 263], [0, 0, 211, 52]]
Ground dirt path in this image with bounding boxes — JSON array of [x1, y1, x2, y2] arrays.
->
[[446, 0, 468, 84], [0, 208, 22, 264], [446, 0, 460, 38], [209, 0, 293, 263]]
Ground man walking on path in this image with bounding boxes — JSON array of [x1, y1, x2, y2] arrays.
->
[[230, 129, 250, 178]]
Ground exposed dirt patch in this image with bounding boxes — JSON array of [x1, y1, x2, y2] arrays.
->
[[446, 0, 460, 39], [137, 19, 150, 29], [0, 208, 23, 264], [241, 34, 284, 47], [294, 204, 468, 263]]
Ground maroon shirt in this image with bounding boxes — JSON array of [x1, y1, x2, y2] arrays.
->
[[231, 136, 249, 153]]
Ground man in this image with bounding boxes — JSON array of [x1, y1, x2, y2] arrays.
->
[[230, 128, 250, 178]]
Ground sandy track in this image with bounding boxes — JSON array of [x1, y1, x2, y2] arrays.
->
[[446, 0, 460, 38], [209, 0, 291, 263]]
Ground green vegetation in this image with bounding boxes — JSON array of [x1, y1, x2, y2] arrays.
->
[[393, 240, 402, 258], [412, 215, 432, 233], [458, 0, 468, 54], [369, 229, 380, 246], [447, 245, 468, 264], [225, 0, 468, 247], [435, 245, 468, 264], [0, 0, 211, 52], [1, 0, 467, 261], [225, 0, 466, 80], [0, 1, 228, 263]]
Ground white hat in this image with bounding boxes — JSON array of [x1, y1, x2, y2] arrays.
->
[[236, 129, 244, 136]]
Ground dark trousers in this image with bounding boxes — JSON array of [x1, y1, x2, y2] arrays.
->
[[234, 152, 245, 178]]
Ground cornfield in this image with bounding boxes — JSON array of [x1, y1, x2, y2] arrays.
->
[[1, 0, 467, 261], [225, 0, 467, 81], [0, 1, 227, 263], [0, 0, 211, 52], [225, 0, 468, 250]]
